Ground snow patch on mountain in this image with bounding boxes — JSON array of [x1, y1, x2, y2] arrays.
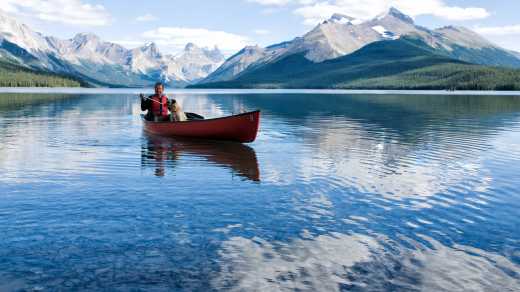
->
[[372, 26, 399, 39]]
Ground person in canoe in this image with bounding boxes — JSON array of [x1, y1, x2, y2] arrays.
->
[[141, 82, 170, 121]]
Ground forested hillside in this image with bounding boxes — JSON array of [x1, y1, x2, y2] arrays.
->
[[0, 59, 82, 87]]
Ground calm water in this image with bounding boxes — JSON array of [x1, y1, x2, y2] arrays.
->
[[1, 90, 520, 291]]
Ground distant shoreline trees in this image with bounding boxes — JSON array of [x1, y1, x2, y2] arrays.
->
[[0, 59, 81, 87]]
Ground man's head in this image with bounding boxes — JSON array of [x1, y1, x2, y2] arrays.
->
[[154, 82, 164, 95]]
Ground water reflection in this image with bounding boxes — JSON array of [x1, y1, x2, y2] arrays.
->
[[228, 94, 520, 209], [141, 134, 260, 181], [215, 232, 520, 291], [1, 91, 520, 291]]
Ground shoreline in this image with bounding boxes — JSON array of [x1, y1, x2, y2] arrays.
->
[[0, 87, 519, 96]]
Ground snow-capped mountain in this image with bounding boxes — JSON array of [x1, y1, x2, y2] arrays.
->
[[0, 12, 52, 53], [0, 10, 224, 87], [0, 11, 72, 71], [170, 43, 225, 82], [202, 7, 520, 84]]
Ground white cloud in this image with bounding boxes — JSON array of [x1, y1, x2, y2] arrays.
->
[[0, 0, 112, 26], [399, 1, 489, 21], [474, 25, 520, 36], [136, 13, 157, 22], [294, 0, 489, 25], [140, 27, 252, 54], [471, 26, 520, 52]]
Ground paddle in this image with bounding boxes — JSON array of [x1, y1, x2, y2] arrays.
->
[[139, 93, 162, 105]]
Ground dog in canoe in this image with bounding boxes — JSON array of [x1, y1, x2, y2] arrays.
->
[[168, 99, 188, 122]]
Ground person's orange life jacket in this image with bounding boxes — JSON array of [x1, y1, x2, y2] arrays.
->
[[150, 94, 169, 118]]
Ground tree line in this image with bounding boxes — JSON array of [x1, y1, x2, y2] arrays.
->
[[0, 59, 81, 87]]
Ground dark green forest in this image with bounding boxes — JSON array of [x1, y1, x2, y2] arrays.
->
[[0, 59, 81, 87], [339, 63, 520, 90]]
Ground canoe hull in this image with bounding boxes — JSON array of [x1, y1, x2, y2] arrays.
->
[[143, 110, 260, 143]]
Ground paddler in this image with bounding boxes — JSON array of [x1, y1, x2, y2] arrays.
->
[[141, 82, 170, 121]]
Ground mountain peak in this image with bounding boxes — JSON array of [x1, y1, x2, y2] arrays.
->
[[180, 43, 223, 61], [73, 33, 101, 44], [206, 46, 224, 62], [242, 45, 263, 53], [0, 10, 53, 53], [210, 45, 221, 53], [323, 13, 358, 25], [74, 32, 99, 39], [142, 41, 159, 51], [378, 7, 414, 24], [139, 42, 161, 58], [184, 42, 198, 51]]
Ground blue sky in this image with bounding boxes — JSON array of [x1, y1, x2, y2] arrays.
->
[[3, 0, 520, 55]]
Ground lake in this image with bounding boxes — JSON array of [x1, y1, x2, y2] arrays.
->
[[1, 89, 520, 291]]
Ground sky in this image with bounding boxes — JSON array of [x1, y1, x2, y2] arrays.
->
[[1, 0, 520, 56]]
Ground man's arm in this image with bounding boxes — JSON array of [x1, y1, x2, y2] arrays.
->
[[140, 94, 150, 111]]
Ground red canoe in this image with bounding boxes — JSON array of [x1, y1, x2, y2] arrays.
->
[[143, 110, 260, 143]]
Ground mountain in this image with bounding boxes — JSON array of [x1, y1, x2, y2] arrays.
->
[[191, 37, 520, 90], [172, 43, 225, 82], [199, 7, 520, 85], [0, 10, 224, 87], [0, 11, 72, 72], [201, 45, 269, 83], [431, 26, 520, 67]]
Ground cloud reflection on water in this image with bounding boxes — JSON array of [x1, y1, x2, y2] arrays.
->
[[214, 232, 520, 291]]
